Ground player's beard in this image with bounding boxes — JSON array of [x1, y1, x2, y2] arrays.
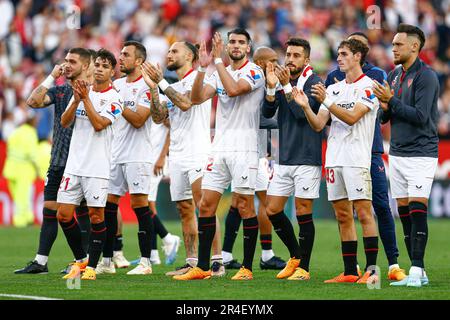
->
[[120, 65, 135, 75], [167, 60, 183, 71], [66, 68, 82, 81], [287, 64, 303, 78], [229, 52, 246, 61]]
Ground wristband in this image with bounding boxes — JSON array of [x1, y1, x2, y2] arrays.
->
[[282, 83, 293, 94], [266, 87, 276, 96], [158, 79, 170, 92], [322, 96, 334, 109], [214, 58, 223, 65], [198, 66, 207, 73], [42, 75, 55, 89]]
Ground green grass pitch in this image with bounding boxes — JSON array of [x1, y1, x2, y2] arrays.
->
[[1, 219, 449, 300]]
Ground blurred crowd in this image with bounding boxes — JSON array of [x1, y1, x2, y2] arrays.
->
[[0, 0, 449, 143]]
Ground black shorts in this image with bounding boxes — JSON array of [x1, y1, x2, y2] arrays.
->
[[44, 166, 65, 202]]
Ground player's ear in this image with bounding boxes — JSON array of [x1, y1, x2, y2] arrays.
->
[[305, 56, 310, 65], [110, 68, 115, 78]]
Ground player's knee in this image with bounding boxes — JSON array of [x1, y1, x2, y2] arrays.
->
[[177, 203, 195, 222], [57, 210, 72, 223], [357, 210, 375, 226], [334, 210, 352, 226], [88, 209, 104, 224]]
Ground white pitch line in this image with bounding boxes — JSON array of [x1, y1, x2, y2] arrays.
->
[[0, 293, 63, 300]]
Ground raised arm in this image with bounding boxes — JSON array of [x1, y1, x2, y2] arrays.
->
[[27, 64, 65, 108], [212, 33, 252, 97], [191, 40, 216, 104]]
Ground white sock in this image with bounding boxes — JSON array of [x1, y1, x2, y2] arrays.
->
[[388, 264, 400, 272], [76, 257, 88, 263], [222, 251, 233, 263], [35, 254, 48, 266], [423, 270, 427, 278], [261, 250, 275, 262], [211, 254, 223, 263], [409, 266, 422, 277], [162, 233, 173, 245], [103, 257, 112, 266], [186, 258, 198, 267], [86, 266, 94, 270], [140, 257, 151, 267], [151, 250, 160, 258]]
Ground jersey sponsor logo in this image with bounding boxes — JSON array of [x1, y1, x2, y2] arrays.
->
[[337, 102, 355, 109], [124, 100, 135, 107], [217, 88, 227, 96], [132, 88, 138, 95], [100, 99, 107, 106], [145, 91, 152, 100], [76, 109, 101, 117]]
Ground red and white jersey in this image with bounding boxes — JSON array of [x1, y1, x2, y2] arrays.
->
[[204, 61, 265, 153], [323, 74, 379, 169], [111, 76, 154, 164], [65, 86, 123, 179], [166, 69, 211, 162], [149, 120, 169, 164]]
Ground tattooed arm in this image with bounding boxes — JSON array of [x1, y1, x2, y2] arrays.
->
[[149, 86, 169, 124], [27, 65, 65, 108], [162, 87, 193, 111]]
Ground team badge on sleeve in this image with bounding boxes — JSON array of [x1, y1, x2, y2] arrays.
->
[[110, 101, 123, 116], [361, 88, 376, 105]]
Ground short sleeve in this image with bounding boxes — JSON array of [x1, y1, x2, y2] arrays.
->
[[137, 89, 151, 109], [101, 94, 123, 124], [356, 86, 378, 111], [240, 67, 265, 91], [204, 71, 218, 91]]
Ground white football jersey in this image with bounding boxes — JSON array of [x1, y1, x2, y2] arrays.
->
[[323, 74, 379, 169], [112, 76, 154, 164], [204, 61, 265, 153], [149, 120, 169, 164], [166, 69, 211, 162], [65, 86, 123, 179]]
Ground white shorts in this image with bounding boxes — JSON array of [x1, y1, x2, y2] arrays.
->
[[57, 173, 109, 207], [232, 158, 273, 193], [109, 162, 153, 196], [267, 164, 321, 199], [326, 167, 372, 201], [148, 161, 169, 202], [389, 155, 437, 199], [169, 158, 206, 202], [202, 151, 259, 195]]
